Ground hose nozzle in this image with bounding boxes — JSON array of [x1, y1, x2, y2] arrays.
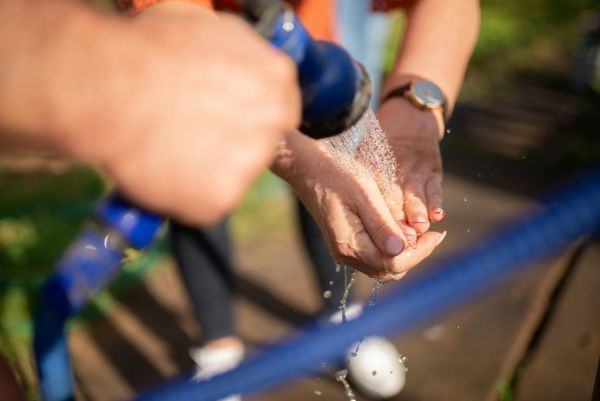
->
[[216, 0, 372, 139]]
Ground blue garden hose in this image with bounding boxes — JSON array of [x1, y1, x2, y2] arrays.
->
[[133, 166, 600, 401]]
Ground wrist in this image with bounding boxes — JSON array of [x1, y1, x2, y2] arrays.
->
[[270, 131, 321, 195], [378, 96, 445, 142], [382, 73, 454, 119]]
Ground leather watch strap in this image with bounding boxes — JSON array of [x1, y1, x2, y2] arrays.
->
[[381, 82, 448, 122]]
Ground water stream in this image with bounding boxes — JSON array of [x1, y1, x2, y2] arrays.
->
[[321, 108, 400, 400]]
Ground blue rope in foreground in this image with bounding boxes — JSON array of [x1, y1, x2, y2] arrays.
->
[[135, 167, 600, 401]]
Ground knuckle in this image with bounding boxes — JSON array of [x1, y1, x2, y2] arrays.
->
[[368, 220, 389, 242], [335, 241, 358, 262]]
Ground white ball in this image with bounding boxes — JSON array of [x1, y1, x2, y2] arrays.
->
[[346, 336, 406, 399]]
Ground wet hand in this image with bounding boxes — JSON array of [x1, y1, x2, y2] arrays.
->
[[378, 98, 446, 234], [272, 132, 445, 279]]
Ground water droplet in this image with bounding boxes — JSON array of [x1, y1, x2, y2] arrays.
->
[[335, 369, 356, 401], [335, 369, 348, 380], [314, 390, 322, 396], [446, 128, 451, 134], [463, 196, 469, 202], [398, 355, 409, 373], [323, 290, 332, 299]]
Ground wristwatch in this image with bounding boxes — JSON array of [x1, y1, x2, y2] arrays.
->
[[382, 79, 447, 121]]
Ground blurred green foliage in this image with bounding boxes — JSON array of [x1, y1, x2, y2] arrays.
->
[[464, 0, 598, 97]]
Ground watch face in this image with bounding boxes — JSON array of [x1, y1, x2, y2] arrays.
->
[[412, 80, 444, 109]]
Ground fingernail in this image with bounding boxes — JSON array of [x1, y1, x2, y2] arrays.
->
[[412, 215, 428, 223], [436, 231, 447, 246], [384, 235, 405, 256], [432, 208, 444, 215]]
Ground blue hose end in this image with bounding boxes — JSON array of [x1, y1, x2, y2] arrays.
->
[[269, 9, 371, 138], [96, 194, 163, 250]]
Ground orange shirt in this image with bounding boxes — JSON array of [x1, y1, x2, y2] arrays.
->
[[116, 0, 336, 41], [115, 1, 415, 42]]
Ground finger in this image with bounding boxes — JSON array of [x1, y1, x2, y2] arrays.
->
[[399, 220, 417, 249], [426, 175, 445, 223], [384, 183, 405, 222], [327, 199, 386, 274], [403, 179, 431, 234], [385, 230, 447, 275], [354, 179, 407, 258], [378, 271, 408, 283], [342, 229, 386, 274]]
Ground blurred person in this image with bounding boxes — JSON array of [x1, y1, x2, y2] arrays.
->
[[163, 0, 479, 399], [0, 0, 301, 397], [0, 0, 301, 226]]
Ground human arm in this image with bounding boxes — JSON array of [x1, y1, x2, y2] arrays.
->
[[0, 0, 300, 225], [380, 0, 480, 232]]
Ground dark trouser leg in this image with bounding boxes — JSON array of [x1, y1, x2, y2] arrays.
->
[[169, 218, 235, 343], [296, 200, 352, 313]]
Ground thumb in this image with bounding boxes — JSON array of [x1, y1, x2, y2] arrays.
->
[[354, 180, 407, 257]]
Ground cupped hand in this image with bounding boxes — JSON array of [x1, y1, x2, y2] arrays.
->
[[272, 131, 445, 280], [378, 98, 446, 235]]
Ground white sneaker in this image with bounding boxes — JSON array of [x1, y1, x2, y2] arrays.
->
[[189, 343, 245, 401], [330, 303, 406, 399]]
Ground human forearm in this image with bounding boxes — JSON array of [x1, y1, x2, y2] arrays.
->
[[384, 0, 480, 114], [0, 0, 126, 157]]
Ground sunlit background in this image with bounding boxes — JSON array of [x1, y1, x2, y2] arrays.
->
[[1, 1, 599, 400]]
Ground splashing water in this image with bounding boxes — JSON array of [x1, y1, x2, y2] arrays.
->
[[398, 355, 409, 372], [323, 108, 398, 200], [324, 108, 398, 323], [339, 267, 358, 323], [367, 279, 384, 307], [335, 369, 357, 401], [322, 109, 400, 401]]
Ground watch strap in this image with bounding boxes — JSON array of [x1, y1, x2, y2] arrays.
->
[[381, 83, 412, 104]]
